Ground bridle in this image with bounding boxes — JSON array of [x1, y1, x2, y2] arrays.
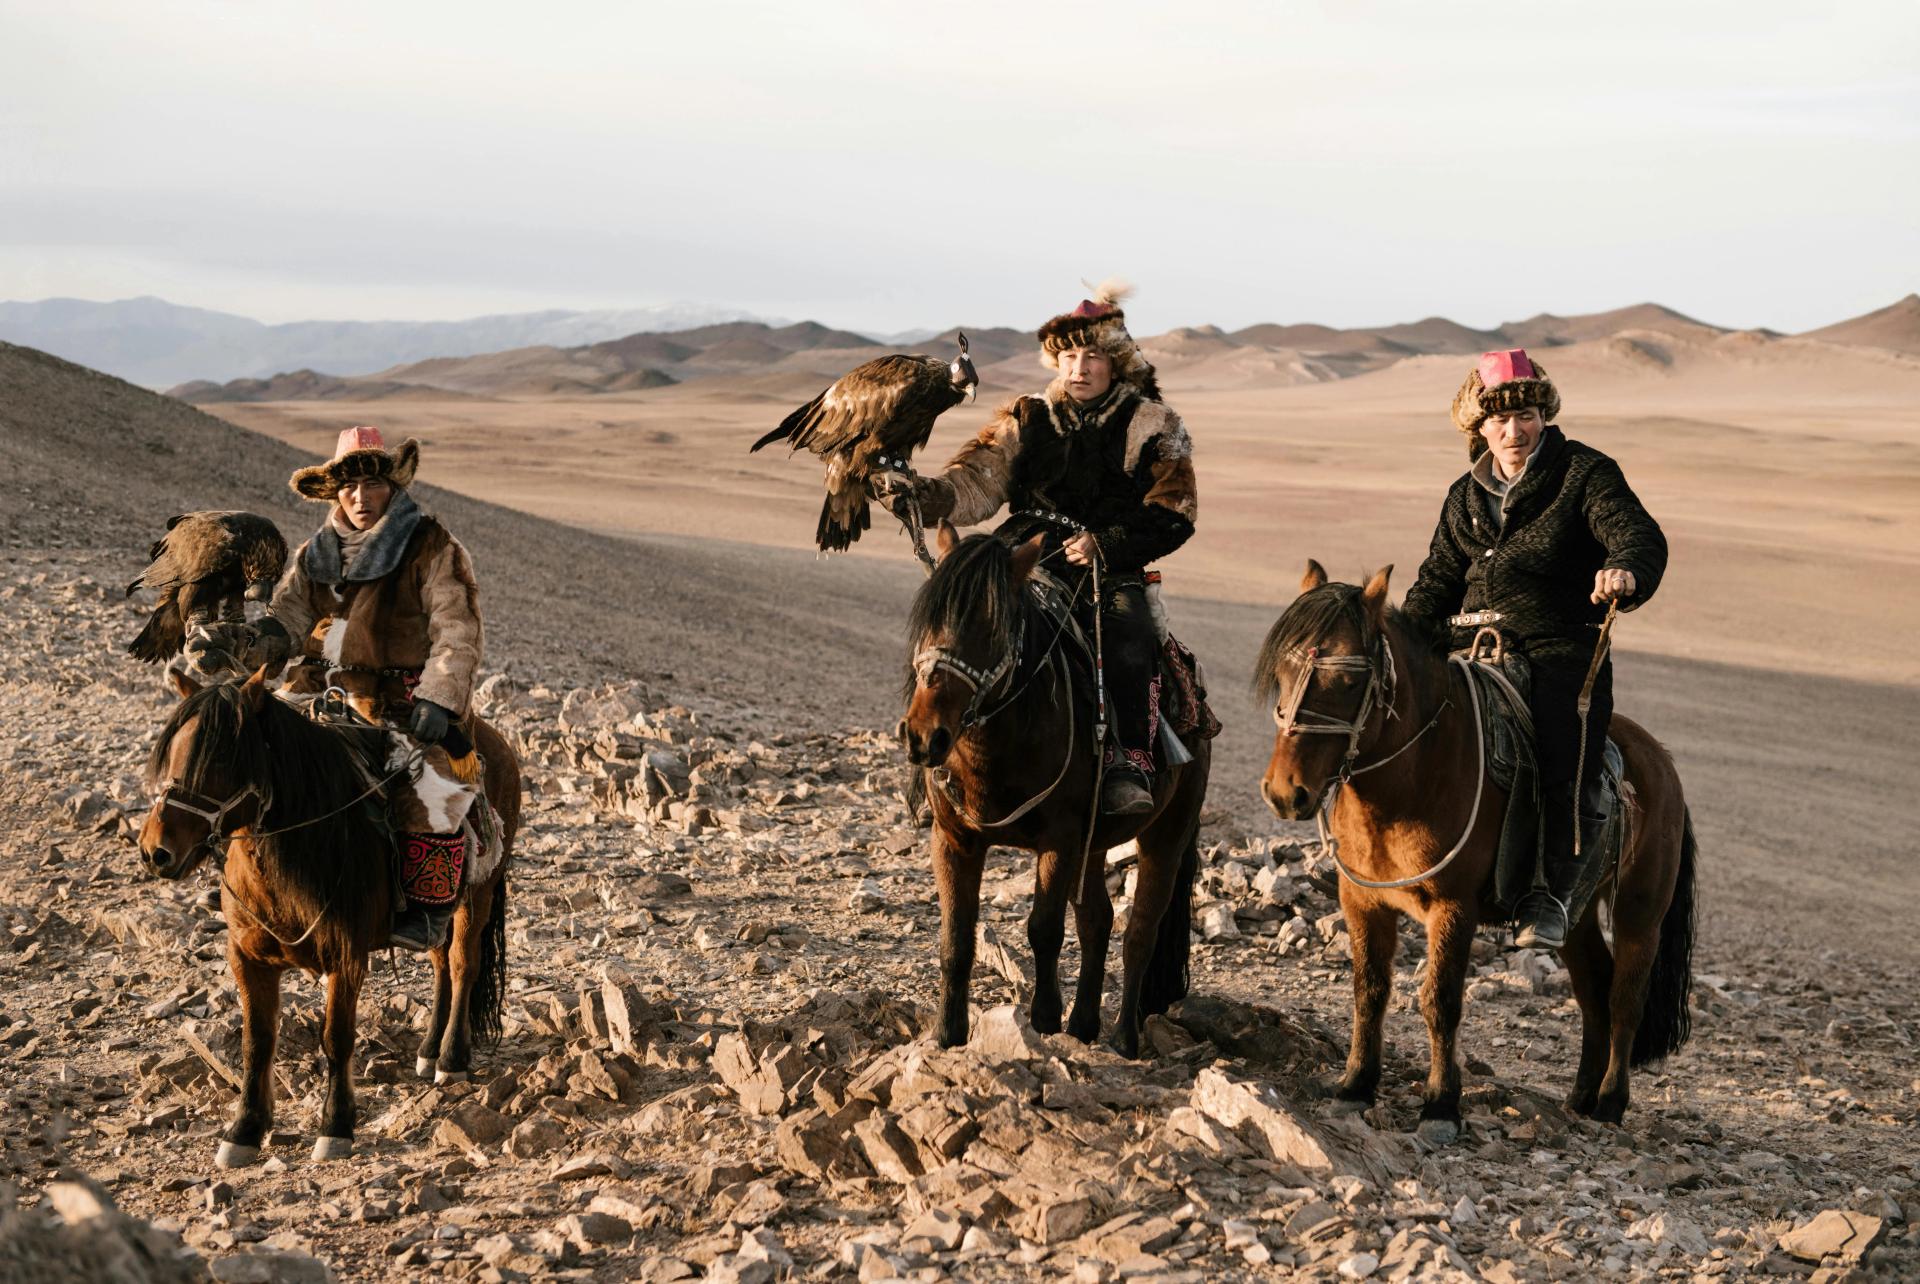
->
[[1271, 624, 1485, 891], [154, 780, 267, 869], [912, 619, 1026, 734]]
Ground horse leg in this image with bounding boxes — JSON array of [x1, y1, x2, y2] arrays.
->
[[1064, 851, 1114, 1046], [416, 942, 452, 1080], [312, 967, 362, 1159], [1026, 849, 1073, 1036], [436, 879, 494, 1083], [1415, 904, 1476, 1144], [1593, 913, 1659, 1124], [216, 950, 280, 1169], [1559, 907, 1614, 1117], [932, 827, 986, 1048], [1337, 897, 1399, 1107]]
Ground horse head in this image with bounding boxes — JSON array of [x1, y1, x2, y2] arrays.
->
[[901, 521, 1044, 768], [139, 667, 274, 879], [1255, 560, 1395, 819]]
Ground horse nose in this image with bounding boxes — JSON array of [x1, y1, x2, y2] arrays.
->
[[924, 727, 952, 767], [1260, 778, 1310, 820], [145, 844, 175, 877]]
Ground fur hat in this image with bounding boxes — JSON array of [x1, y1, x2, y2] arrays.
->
[[1451, 349, 1560, 453], [289, 425, 420, 502], [1037, 278, 1161, 398]]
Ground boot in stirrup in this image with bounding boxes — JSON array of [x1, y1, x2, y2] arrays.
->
[[390, 904, 454, 952]]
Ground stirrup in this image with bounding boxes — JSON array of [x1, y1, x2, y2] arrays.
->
[[390, 906, 452, 952], [1101, 770, 1154, 818], [1512, 889, 1570, 950]]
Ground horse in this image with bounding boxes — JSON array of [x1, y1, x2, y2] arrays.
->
[[137, 667, 521, 1166], [901, 521, 1212, 1058], [1254, 562, 1695, 1137]]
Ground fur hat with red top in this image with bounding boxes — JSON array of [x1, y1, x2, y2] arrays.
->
[[1451, 349, 1560, 453], [289, 425, 421, 501], [1036, 278, 1161, 397]]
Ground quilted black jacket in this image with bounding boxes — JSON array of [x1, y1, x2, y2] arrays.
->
[[1401, 426, 1667, 664]]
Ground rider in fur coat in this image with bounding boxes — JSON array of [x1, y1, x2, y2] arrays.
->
[[255, 426, 484, 950], [891, 282, 1198, 816]]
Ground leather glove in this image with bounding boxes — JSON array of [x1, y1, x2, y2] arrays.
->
[[409, 699, 452, 745], [877, 474, 953, 522], [248, 616, 293, 669]]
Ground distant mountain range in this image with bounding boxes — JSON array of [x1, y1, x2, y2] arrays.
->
[[8, 292, 1916, 400], [0, 296, 785, 388], [159, 295, 1920, 405]]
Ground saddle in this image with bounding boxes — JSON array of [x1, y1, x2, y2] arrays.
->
[[1027, 567, 1220, 774], [1456, 643, 1627, 926]]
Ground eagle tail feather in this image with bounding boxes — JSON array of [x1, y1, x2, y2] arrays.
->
[[752, 394, 824, 453], [125, 605, 183, 663], [815, 492, 870, 553]]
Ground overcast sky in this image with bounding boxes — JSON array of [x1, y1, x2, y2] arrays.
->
[[3, 1, 1914, 334]]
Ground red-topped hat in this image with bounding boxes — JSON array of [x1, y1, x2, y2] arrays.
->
[[289, 424, 421, 502], [333, 425, 387, 457], [1477, 349, 1538, 388], [1068, 297, 1119, 320], [1450, 348, 1560, 456]]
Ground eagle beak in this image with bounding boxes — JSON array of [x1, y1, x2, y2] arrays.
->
[[966, 384, 978, 403], [245, 580, 274, 602]]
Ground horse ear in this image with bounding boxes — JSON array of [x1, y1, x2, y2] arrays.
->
[[935, 520, 960, 560], [1300, 559, 1328, 593], [1010, 533, 1045, 584], [166, 666, 202, 700], [1361, 564, 1394, 624], [240, 665, 272, 710]]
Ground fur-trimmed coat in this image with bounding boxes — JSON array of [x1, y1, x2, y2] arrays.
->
[[935, 379, 1197, 574], [269, 508, 483, 718], [1401, 426, 1666, 664]]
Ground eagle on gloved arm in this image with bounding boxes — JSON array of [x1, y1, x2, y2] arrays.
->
[[750, 334, 979, 553], [125, 511, 288, 662]]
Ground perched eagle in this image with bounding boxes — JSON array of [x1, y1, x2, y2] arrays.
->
[[751, 335, 978, 554], [125, 511, 288, 663]]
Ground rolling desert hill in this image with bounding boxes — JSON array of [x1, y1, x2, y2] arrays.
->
[[165, 297, 1920, 405], [1800, 292, 1920, 356]]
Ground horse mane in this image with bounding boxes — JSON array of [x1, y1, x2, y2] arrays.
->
[[1252, 582, 1449, 706], [150, 686, 393, 957], [903, 533, 1029, 701]]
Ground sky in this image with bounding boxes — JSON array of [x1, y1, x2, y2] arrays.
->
[[2, 1, 1915, 335]]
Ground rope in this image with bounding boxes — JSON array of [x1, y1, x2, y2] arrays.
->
[[1322, 655, 1487, 891], [1573, 600, 1619, 857]]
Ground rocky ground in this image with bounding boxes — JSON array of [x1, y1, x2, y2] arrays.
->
[[3, 549, 1918, 1284]]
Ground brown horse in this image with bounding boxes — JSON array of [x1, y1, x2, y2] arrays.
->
[[138, 669, 521, 1166], [1255, 562, 1694, 1137], [902, 523, 1212, 1058]]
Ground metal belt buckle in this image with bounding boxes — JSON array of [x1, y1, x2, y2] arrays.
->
[[1448, 610, 1504, 628]]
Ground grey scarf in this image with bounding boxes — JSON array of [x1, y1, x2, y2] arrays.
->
[[303, 488, 422, 586]]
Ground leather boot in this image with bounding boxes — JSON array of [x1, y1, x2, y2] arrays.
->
[[1101, 767, 1154, 817], [390, 904, 453, 951], [1515, 783, 1579, 949]]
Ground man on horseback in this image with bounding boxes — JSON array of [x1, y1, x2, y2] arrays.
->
[[886, 282, 1198, 817], [253, 427, 484, 951], [1402, 351, 1667, 949]]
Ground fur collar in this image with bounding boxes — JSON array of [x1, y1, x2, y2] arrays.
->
[[303, 488, 423, 586], [1044, 377, 1138, 432]]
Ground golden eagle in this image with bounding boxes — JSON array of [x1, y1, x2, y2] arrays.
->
[[126, 511, 288, 663], [751, 335, 978, 554]]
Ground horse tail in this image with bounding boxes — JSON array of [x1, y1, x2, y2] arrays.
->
[[470, 874, 509, 1047], [1631, 805, 1696, 1066], [1139, 809, 1201, 1017]]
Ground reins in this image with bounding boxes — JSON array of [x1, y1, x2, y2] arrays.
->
[[1273, 624, 1484, 891]]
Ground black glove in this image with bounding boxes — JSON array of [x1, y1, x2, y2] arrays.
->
[[248, 616, 293, 669], [409, 699, 452, 745]]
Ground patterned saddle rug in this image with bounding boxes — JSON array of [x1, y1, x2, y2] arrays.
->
[[1027, 568, 1221, 775]]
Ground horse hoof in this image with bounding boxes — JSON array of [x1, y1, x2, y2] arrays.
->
[[433, 1068, 469, 1085], [214, 1141, 260, 1169], [311, 1136, 354, 1161], [414, 1056, 436, 1079], [1415, 1117, 1461, 1147]]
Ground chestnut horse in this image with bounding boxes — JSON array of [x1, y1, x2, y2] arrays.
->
[[902, 523, 1211, 1057], [138, 669, 521, 1166], [1255, 563, 1694, 1137]]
